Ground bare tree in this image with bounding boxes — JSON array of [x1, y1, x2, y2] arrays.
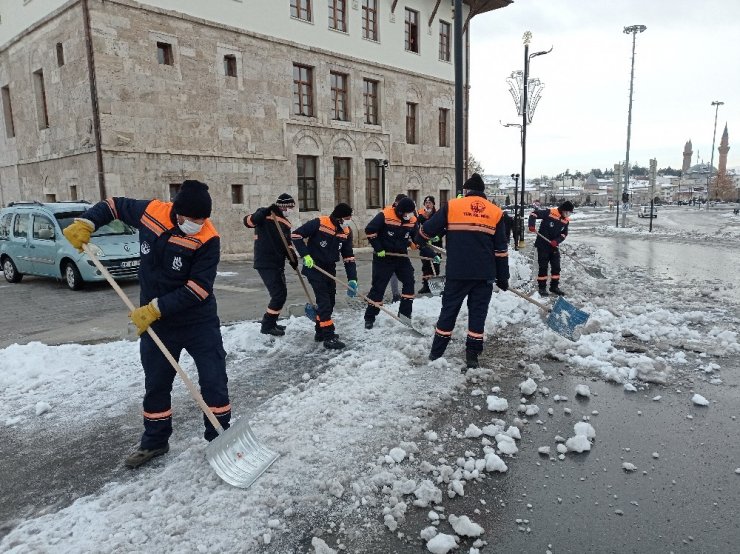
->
[[467, 154, 484, 176], [713, 173, 736, 201]]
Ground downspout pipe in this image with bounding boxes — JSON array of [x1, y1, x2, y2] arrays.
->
[[82, 0, 106, 200]]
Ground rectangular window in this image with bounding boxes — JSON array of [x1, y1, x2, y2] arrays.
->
[[328, 0, 346, 32], [1, 86, 14, 138], [362, 0, 377, 40], [56, 42, 65, 67], [439, 189, 450, 208], [407, 189, 419, 204], [297, 155, 318, 211], [439, 20, 451, 61], [45, 194, 57, 203], [406, 102, 417, 144], [405, 8, 419, 53], [169, 183, 181, 201], [365, 160, 381, 209], [33, 215, 55, 240], [334, 157, 351, 205], [330, 72, 349, 121], [157, 42, 173, 65], [231, 184, 244, 204], [224, 55, 237, 78], [293, 64, 314, 116], [69, 185, 78, 201], [438, 108, 449, 147], [291, 0, 312, 21], [33, 70, 50, 130], [13, 214, 29, 238], [363, 79, 378, 125]]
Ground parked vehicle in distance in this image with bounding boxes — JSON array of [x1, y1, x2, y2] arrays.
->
[[0, 201, 139, 290], [638, 205, 658, 218]]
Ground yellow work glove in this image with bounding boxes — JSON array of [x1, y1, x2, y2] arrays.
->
[[63, 219, 95, 252], [129, 300, 161, 335]]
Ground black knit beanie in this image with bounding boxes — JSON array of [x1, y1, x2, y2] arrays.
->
[[173, 180, 212, 218], [393, 193, 407, 205], [395, 197, 416, 215], [463, 173, 485, 192], [330, 203, 353, 219], [559, 200, 575, 213], [275, 193, 295, 210]]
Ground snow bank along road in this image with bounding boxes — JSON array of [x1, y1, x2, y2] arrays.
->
[[1, 209, 739, 553]]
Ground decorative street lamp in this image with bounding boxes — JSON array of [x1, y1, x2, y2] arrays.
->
[[618, 24, 647, 228], [707, 100, 724, 204], [507, 32, 552, 248]]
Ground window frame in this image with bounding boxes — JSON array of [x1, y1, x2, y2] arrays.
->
[[297, 155, 318, 211], [362, 0, 378, 41], [365, 159, 381, 209], [438, 108, 449, 147], [231, 184, 244, 205], [1, 85, 15, 138], [56, 42, 65, 67], [156, 41, 174, 66], [439, 189, 450, 208], [33, 69, 50, 130], [223, 54, 237, 78], [290, 0, 312, 22], [363, 78, 379, 125], [328, 0, 347, 32], [168, 183, 181, 201], [404, 8, 419, 53], [439, 20, 451, 62], [32, 214, 55, 241], [293, 64, 314, 117], [330, 71, 349, 121], [406, 102, 417, 144]]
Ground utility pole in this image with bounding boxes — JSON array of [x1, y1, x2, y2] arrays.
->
[[707, 100, 724, 205], [454, 0, 464, 196], [614, 163, 622, 226], [649, 158, 657, 232]]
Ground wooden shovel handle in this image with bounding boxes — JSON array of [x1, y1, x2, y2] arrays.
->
[[507, 286, 551, 313], [272, 217, 316, 307], [82, 244, 224, 433], [384, 251, 437, 262]]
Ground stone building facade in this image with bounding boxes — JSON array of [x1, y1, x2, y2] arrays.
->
[[0, 0, 510, 253]]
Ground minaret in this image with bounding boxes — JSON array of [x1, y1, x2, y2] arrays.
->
[[718, 124, 729, 175], [682, 139, 693, 172]]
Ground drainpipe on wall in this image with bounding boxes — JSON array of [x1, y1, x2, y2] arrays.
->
[[82, 0, 106, 200], [464, 23, 470, 183]]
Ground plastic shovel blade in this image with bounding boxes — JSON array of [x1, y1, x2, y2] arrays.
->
[[304, 303, 317, 321], [546, 297, 590, 341], [426, 276, 445, 296], [205, 417, 280, 489], [397, 314, 429, 337]]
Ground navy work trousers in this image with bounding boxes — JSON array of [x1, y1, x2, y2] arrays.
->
[[536, 245, 561, 287], [304, 266, 337, 339], [139, 319, 230, 449], [430, 279, 493, 358], [365, 256, 415, 321]]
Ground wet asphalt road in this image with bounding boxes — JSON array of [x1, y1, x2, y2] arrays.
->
[[1, 207, 739, 552]]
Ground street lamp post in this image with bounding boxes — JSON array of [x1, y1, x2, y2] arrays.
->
[[619, 24, 647, 228], [707, 100, 724, 204], [510, 173, 520, 249]]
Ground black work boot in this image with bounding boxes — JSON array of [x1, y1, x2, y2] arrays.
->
[[418, 283, 432, 295], [364, 319, 374, 330], [275, 323, 286, 331], [538, 286, 549, 296], [428, 334, 450, 361], [323, 335, 346, 350], [549, 283, 565, 296], [465, 350, 480, 370], [125, 444, 169, 469], [261, 313, 285, 336]]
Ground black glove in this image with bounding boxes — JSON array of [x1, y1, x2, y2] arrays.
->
[[496, 278, 509, 291]]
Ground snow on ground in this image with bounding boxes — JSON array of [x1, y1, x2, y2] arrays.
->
[[2, 235, 738, 552]]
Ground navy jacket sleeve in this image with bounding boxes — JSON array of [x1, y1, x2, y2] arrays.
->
[[417, 204, 448, 245], [527, 208, 549, 230], [558, 221, 569, 244], [157, 236, 220, 318], [493, 218, 510, 280], [244, 207, 270, 228], [341, 229, 358, 282], [291, 218, 318, 258], [364, 212, 386, 252], [81, 197, 151, 230]]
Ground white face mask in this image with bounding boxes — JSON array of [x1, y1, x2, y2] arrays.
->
[[178, 219, 203, 235], [282, 208, 292, 216], [403, 213, 413, 221], [425, 207, 433, 213], [343, 218, 351, 225], [562, 211, 572, 218]]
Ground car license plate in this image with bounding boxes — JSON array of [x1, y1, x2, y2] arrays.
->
[[120, 260, 139, 268]]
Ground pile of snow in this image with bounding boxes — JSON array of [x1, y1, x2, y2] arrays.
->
[[519, 378, 537, 396], [691, 393, 709, 406]]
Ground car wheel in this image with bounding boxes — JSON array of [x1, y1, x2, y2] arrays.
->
[[2, 256, 23, 283], [64, 261, 85, 290]]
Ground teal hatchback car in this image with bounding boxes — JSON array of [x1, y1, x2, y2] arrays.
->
[[0, 201, 140, 290]]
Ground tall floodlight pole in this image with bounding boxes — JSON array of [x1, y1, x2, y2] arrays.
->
[[507, 32, 552, 248], [619, 24, 647, 228], [707, 100, 724, 204], [454, 0, 464, 196], [649, 158, 657, 232]]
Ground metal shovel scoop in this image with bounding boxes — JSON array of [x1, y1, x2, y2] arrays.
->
[[83, 244, 279, 489], [507, 286, 589, 341]]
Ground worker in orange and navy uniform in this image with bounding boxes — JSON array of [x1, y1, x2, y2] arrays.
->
[[363, 197, 436, 329], [416, 195, 444, 295], [528, 200, 573, 296], [291, 203, 357, 350], [243, 193, 297, 336], [63, 180, 230, 468], [415, 173, 509, 370]]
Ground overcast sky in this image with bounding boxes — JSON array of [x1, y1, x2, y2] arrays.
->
[[468, 0, 740, 178]]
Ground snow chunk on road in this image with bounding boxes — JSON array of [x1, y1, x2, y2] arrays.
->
[[495, 434, 518, 456], [311, 537, 337, 554], [565, 434, 591, 453], [622, 462, 637, 472], [575, 385, 591, 398], [414, 480, 443, 507], [420, 526, 438, 541], [35, 401, 51, 416], [691, 393, 709, 406], [519, 378, 537, 396], [574, 422, 596, 440], [464, 424, 483, 438], [538, 446, 551, 455], [484, 452, 508, 472], [427, 533, 458, 554], [389, 447, 407, 463], [487, 395, 508, 412], [624, 383, 637, 392], [449, 514, 484, 537]]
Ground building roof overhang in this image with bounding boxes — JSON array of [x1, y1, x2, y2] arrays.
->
[[464, 0, 514, 17]]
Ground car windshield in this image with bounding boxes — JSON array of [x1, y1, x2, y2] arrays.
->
[[55, 212, 137, 236]]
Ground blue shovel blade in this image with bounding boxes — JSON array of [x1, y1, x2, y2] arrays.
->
[[304, 303, 317, 321], [546, 297, 590, 341]]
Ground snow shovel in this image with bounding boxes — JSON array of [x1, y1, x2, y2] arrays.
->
[[536, 232, 604, 279], [383, 252, 445, 297], [309, 264, 428, 337], [273, 217, 318, 320], [506, 286, 589, 341], [83, 244, 279, 489]]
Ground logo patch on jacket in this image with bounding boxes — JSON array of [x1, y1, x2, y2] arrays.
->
[[141, 242, 151, 255], [320, 240, 328, 248], [172, 256, 183, 271], [470, 201, 486, 214]]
